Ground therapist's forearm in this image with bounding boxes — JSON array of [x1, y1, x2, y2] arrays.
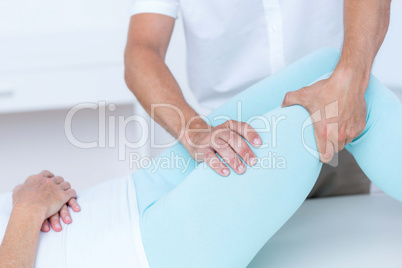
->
[[124, 46, 205, 141], [0, 203, 46, 268], [334, 0, 391, 92]]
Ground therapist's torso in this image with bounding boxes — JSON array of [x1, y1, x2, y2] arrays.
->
[[130, 0, 344, 110]]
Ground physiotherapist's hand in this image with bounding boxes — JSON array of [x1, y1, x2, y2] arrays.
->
[[12, 171, 78, 225], [12, 170, 80, 232], [182, 119, 262, 176], [281, 71, 367, 163]]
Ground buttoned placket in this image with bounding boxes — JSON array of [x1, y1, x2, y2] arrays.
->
[[262, 0, 286, 74]]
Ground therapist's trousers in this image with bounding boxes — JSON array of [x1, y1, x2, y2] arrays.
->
[[132, 48, 402, 268]]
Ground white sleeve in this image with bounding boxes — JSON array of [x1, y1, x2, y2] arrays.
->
[[129, 0, 179, 19]]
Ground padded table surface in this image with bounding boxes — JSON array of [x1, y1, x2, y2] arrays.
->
[[248, 194, 402, 268]]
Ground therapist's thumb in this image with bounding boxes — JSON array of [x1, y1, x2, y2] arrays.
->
[[282, 89, 304, 108]]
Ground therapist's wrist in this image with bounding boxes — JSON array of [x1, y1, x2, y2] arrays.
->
[[333, 49, 372, 96], [331, 64, 371, 97], [181, 117, 210, 149]]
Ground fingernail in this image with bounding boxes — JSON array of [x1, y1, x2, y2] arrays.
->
[[238, 165, 245, 173], [43, 225, 50, 231], [253, 138, 261, 146], [75, 205, 81, 211], [222, 169, 230, 176], [250, 157, 258, 166], [65, 216, 72, 222], [55, 223, 61, 229]]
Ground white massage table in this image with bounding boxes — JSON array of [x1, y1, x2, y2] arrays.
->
[[248, 194, 402, 268]]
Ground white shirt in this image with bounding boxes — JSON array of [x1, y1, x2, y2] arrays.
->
[[0, 175, 149, 268], [129, 0, 344, 110]]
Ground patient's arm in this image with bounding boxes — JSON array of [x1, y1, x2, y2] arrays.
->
[[0, 201, 46, 267], [0, 171, 77, 268]]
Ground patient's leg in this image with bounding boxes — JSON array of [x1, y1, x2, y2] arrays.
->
[[133, 48, 340, 214], [139, 80, 402, 268], [141, 105, 322, 268], [133, 48, 340, 267], [346, 76, 402, 201], [137, 53, 401, 267]]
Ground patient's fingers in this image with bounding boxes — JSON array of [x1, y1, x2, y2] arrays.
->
[[68, 198, 81, 212], [49, 213, 62, 232], [65, 189, 77, 201], [41, 220, 51, 232], [52, 176, 64, 184], [59, 181, 71, 191], [39, 170, 55, 178], [12, 184, 22, 193], [60, 204, 72, 224]]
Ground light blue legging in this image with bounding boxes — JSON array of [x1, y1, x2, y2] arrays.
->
[[132, 48, 402, 268]]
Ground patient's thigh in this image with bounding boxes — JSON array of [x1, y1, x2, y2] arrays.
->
[[134, 48, 341, 216], [141, 106, 322, 268], [346, 76, 402, 201]]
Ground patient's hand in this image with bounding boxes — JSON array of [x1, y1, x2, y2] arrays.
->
[[1, 171, 78, 267], [12, 170, 80, 232]]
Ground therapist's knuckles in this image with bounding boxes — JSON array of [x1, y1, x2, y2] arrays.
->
[[224, 120, 261, 146], [211, 125, 256, 173], [185, 120, 260, 176]]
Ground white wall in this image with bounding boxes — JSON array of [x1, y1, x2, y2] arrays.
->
[[0, 0, 130, 35], [0, 0, 193, 194], [0, 0, 137, 193], [0, 104, 139, 192]]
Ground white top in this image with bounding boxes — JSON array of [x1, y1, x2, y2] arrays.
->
[[129, 0, 344, 110], [0, 175, 149, 268]]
